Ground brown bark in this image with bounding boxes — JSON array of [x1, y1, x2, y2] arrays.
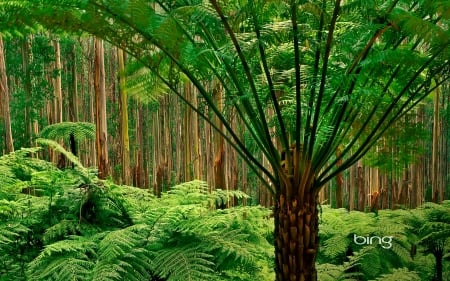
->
[[118, 48, 131, 185], [53, 38, 63, 124], [432, 85, 443, 203], [213, 83, 225, 190], [69, 43, 79, 122], [274, 177, 320, 281], [335, 146, 343, 208], [357, 161, 365, 211], [21, 37, 34, 146], [94, 37, 108, 179], [0, 36, 14, 153]]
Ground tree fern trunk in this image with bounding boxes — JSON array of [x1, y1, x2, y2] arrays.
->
[[274, 179, 320, 281]]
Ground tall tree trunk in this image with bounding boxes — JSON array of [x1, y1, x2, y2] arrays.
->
[[335, 146, 343, 208], [117, 48, 130, 185], [431, 85, 441, 203], [357, 160, 365, 211], [94, 37, 108, 179], [69, 42, 79, 122], [213, 83, 225, 190], [0, 36, 14, 153], [53, 38, 63, 124], [22, 37, 34, 146]]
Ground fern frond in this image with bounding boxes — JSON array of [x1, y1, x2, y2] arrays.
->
[[35, 138, 92, 183], [27, 237, 97, 281], [42, 219, 84, 244], [92, 224, 152, 281], [39, 122, 95, 142], [369, 267, 421, 281], [151, 246, 215, 281]]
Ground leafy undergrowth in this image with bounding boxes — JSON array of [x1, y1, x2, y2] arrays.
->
[[1, 143, 449, 281]]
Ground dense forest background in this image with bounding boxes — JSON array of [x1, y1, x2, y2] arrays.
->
[[1, 34, 449, 209]]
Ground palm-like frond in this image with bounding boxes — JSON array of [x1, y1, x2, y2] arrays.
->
[[151, 246, 215, 281], [27, 237, 97, 281], [39, 122, 95, 143]]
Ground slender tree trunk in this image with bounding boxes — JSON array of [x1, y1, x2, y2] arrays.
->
[[53, 38, 63, 124], [69, 42, 79, 122], [432, 85, 441, 203], [183, 82, 193, 181], [94, 37, 108, 179], [357, 160, 365, 211], [117, 48, 131, 185], [0, 36, 14, 153], [22, 37, 34, 146], [335, 146, 343, 208], [213, 83, 225, 190]]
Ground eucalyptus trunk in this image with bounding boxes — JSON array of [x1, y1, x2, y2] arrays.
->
[[94, 37, 108, 179], [0, 36, 14, 153]]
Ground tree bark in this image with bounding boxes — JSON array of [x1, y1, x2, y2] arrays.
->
[[335, 146, 343, 208], [53, 38, 63, 124], [0, 36, 14, 153], [213, 82, 225, 190], [94, 37, 108, 179], [117, 48, 131, 185], [274, 179, 320, 281]]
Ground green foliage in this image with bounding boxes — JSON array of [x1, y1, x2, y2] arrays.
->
[[0, 147, 274, 281], [1, 145, 449, 280], [369, 268, 421, 281], [39, 122, 96, 143], [316, 203, 450, 281]]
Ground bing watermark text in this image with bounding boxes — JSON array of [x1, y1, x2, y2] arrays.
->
[[353, 234, 393, 249]]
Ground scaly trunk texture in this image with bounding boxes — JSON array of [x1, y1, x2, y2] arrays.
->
[[274, 180, 320, 281]]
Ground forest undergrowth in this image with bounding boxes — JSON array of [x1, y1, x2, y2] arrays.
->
[[0, 142, 449, 281]]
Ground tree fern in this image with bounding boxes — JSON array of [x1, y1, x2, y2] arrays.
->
[[151, 246, 215, 281], [39, 122, 95, 143], [92, 225, 152, 281], [369, 267, 421, 281], [27, 237, 96, 281]]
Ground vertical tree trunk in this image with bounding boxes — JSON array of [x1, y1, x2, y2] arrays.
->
[[69, 42, 79, 122], [0, 36, 14, 153], [53, 38, 63, 124], [192, 87, 201, 180], [88, 37, 97, 168], [274, 179, 320, 281], [335, 146, 343, 208], [183, 82, 193, 181], [94, 37, 108, 179], [213, 82, 225, 190], [134, 103, 145, 187], [117, 48, 131, 185], [357, 160, 365, 211], [21, 37, 34, 146], [431, 85, 441, 203]]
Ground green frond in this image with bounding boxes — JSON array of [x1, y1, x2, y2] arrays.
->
[[164, 179, 210, 205], [369, 267, 421, 281], [125, 60, 168, 104], [35, 138, 92, 182], [42, 219, 84, 244], [317, 263, 346, 281], [92, 225, 152, 281], [27, 237, 97, 281], [151, 246, 215, 281], [39, 122, 95, 142]]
